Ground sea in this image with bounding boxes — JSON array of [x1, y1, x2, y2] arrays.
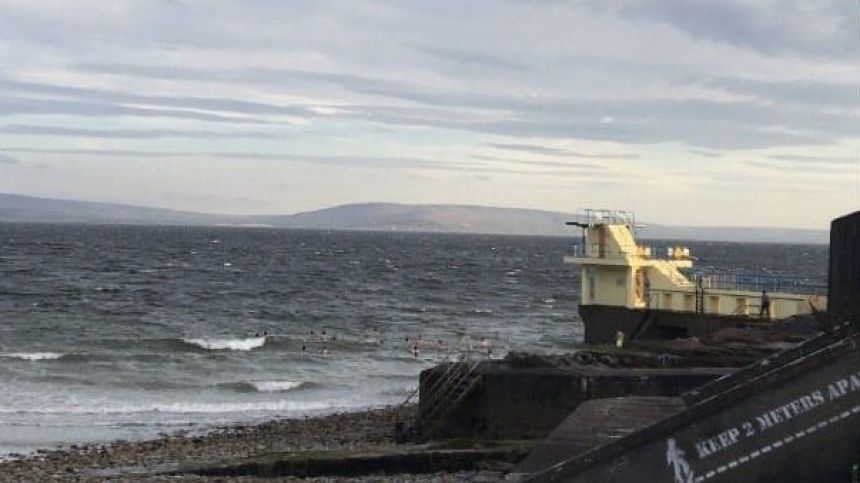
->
[[0, 223, 829, 456]]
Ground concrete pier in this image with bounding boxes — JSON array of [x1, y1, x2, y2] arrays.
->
[[518, 211, 860, 482], [418, 361, 729, 440]]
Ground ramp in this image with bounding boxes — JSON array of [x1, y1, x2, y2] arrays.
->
[[512, 396, 684, 478], [524, 326, 860, 483]]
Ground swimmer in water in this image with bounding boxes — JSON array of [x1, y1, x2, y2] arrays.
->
[[412, 344, 419, 358], [480, 337, 493, 357]]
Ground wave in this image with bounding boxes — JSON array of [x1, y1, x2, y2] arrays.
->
[[219, 380, 307, 393], [0, 352, 64, 361], [251, 380, 305, 392], [181, 337, 266, 351], [0, 399, 346, 415]]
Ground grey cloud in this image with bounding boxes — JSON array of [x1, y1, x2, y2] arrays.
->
[[487, 142, 639, 159], [486, 143, 567, 156], [0, 79, 310, 120], [73, 63, 419, 104], [412, 45, 526, 72], [470, 154, 605, 171], [1, 146, 617, 180], [747, 160, 858, 174], [689, 149, 724, 158], [0, 124, 285, 140], [0, 95, 270, 124], [0, 153, 19, 165], [66, 62, 859, 150], [767, 154, 859, 165], [3, 148, 193, 158], [582, 0, 857, 60], [1, 147, 465, 171], [355, 96, 858, 150], [690, 76, 860, 108]]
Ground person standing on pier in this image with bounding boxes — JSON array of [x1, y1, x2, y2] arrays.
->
[[760, 291, 771, 319]]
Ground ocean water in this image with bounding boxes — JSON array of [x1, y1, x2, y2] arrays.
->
[[0, 224, 828, 455]]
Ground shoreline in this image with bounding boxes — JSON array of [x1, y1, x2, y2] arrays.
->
[[0, 404, 483, 481]]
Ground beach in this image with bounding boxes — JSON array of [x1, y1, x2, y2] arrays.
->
[[0, 404, 492, 481]]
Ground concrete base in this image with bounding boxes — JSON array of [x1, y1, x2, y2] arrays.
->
[[579, 304, 763, 344], [419, 361, 730, 440], [150, 443, 533, 479]]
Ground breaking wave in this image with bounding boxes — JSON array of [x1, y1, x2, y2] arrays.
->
[[1, 352, 65, 361], [0, 399, 342, 415], [181, 337, 266, 351], [220, 380, 307, 393]]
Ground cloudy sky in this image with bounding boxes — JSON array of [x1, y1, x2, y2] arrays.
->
[[0, 0, 857, 228]]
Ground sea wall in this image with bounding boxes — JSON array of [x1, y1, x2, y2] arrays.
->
[[419, 362, 729, 440]]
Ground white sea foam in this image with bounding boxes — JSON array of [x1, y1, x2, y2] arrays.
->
[[250, 380, 305, 393], [0, 399, 341, 415], [183, 337, 266, 351], [1, 352, 64, 361]]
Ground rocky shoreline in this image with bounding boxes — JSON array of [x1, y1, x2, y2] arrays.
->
[[0, 405, 483, 482]]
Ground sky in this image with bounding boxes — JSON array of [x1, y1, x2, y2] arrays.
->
[[0, 0, 857, 229]]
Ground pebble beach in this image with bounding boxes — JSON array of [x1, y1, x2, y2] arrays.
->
[[0, 405, 483, 482]]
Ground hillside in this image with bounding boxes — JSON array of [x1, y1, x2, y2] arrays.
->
[[0, 193, 829, 243]]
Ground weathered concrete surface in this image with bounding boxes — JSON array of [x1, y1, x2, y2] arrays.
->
[[580, 304, 755, 344], [420, 362, 730, 440], [169, 442, 532, 478], [525, 328, 860, 483], [512, 397, 685, 478]]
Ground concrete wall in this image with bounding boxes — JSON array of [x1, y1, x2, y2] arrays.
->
[[829, 211, 860, 326], [420, 362, 726, 440], [583, 265, 630, 307]]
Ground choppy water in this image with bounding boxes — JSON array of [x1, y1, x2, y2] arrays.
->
[[0, 224, 828, 455]]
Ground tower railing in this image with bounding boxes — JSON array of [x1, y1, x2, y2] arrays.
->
[[568, 243, 690, 262], [695, 271, 827, 295]]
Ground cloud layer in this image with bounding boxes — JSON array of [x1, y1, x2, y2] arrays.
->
[[0, 0, 856, 226]]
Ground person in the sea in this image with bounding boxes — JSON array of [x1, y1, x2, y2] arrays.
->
[[479, 337, 493, 357], [300, 344, 306, 358], [760, 291, 771, 319], [460, 335, 472, 354], [412, 344, 419, 358]]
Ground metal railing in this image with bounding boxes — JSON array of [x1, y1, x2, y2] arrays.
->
[[695, 271, 827, 295], [571, 208, 636, 227], [417, 358, 484, 440], [568, 243, 692, 261]]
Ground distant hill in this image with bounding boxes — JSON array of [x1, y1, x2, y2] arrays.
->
[[255, 203, 573, 235], [0, 193, 223, 225], [0, 193, 829, 244]]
